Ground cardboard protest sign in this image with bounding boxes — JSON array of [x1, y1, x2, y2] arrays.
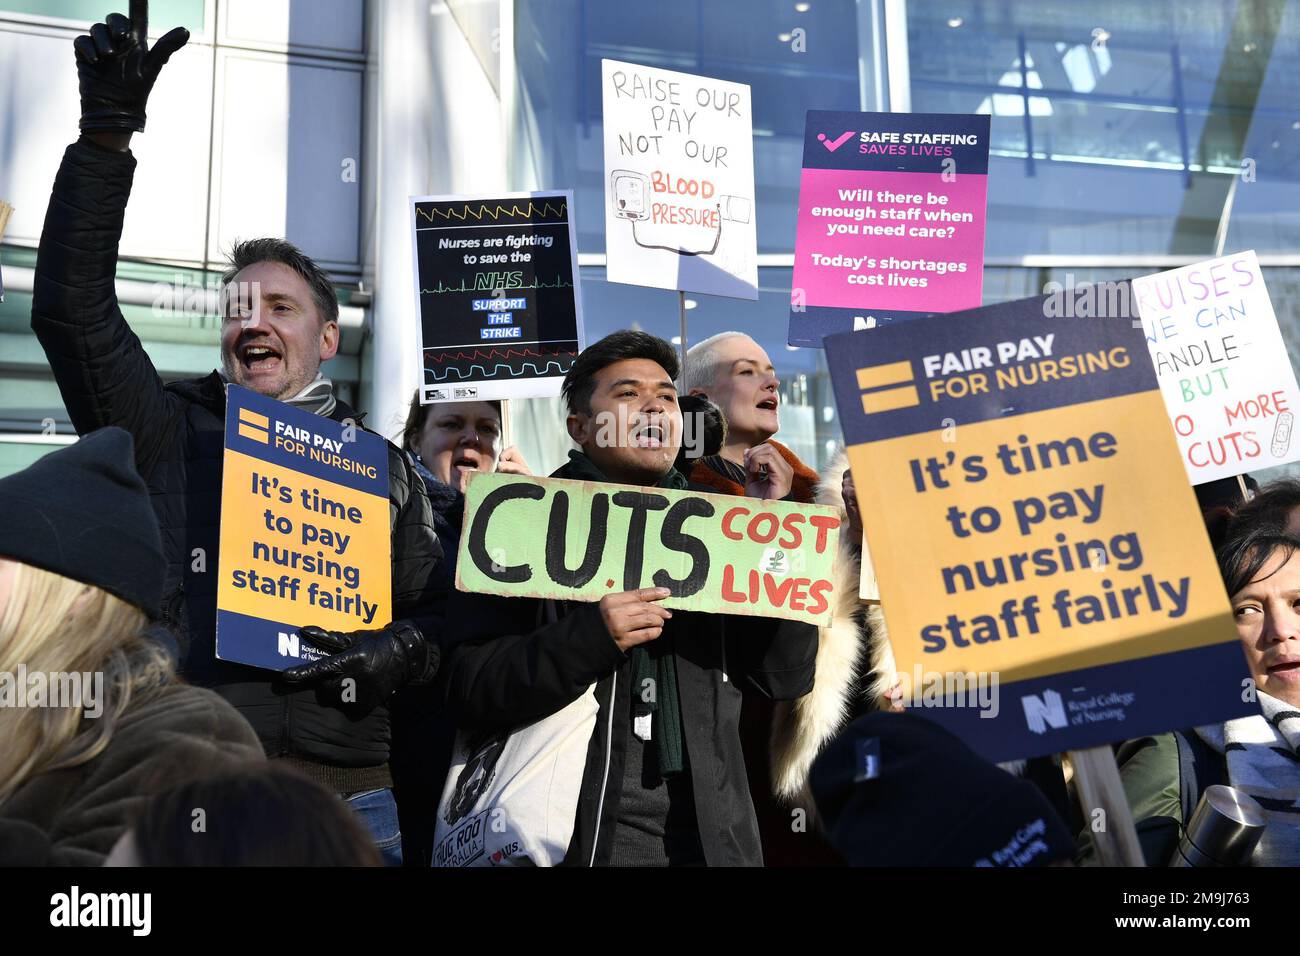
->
[[410, 191, 584, 403], [601, 59, 757, 299], [455, 473, 840, 626], [789, 111, 990, 347], [217, 385, 392, 671], [1134, 250, 1300, 484], [825, 292, 1250, 762]]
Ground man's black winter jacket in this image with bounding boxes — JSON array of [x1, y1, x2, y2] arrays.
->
[[442, 466, 819, 866], [31, 139, 444, 789]]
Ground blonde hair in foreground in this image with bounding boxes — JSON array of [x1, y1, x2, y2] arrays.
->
[[0, 562, 173, 804]]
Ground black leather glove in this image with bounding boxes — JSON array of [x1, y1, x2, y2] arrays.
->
[[74, 1, 189, 133], [280, 621, 439, 712]]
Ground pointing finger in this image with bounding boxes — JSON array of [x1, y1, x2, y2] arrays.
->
[[129, 0, 149, 45]]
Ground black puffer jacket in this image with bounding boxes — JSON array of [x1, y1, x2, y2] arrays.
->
[[31, 139, 444, 789]]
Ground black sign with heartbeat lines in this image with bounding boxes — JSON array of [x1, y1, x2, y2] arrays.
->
[[412, 193, 583, 402]]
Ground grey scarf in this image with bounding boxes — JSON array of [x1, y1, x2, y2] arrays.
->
[[221, 372, 337, 418], [1195, 691, 1300, 866]]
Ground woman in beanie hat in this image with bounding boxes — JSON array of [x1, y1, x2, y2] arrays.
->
[[0, 428, 265, 865]]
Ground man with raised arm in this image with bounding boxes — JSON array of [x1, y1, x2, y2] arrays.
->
[[31, 2, 444, 863]]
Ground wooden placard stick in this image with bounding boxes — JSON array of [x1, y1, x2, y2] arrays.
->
[[858, 529, 881, 604], [500, 398, 512, 451], [1069, 745, 1146, 866], [0, 200, 11, 303], [677, 291, 689, 383]]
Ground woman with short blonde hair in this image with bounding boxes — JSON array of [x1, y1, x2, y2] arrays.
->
[[0, 428, 264, 865], [0, 561, 171, 803]]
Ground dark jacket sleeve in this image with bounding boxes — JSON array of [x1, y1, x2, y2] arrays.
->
[[388, 445, 445, 622], [729, 616, 818, 701], [31, 139, 181, 477], [1074, 734, 1184, 866], [386, 448, 451, 695], [442, 591, 626, 732]]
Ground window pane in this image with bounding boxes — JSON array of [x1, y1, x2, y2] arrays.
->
[[907, 1, 1300, 256], [0, 0, 205, 28], [513, 0, 867, 255]]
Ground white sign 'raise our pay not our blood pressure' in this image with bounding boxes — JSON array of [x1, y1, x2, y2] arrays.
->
[[1135, 250, 1300, 485], [601, 59, 758, 300]]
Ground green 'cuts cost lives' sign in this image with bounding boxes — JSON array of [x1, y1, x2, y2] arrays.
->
[[455, 473, 842, 626]]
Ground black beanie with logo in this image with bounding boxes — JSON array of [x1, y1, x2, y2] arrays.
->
[[0, 427, 164, 617], [811, 711, 1076, 867]]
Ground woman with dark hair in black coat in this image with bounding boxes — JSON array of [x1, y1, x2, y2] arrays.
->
[[389, 394, 533, 865]]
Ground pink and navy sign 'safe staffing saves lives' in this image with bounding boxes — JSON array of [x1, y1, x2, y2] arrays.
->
[[790, 110, 990, 347]]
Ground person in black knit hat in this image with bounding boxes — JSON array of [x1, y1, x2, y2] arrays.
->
[[0, 426, 166, 615], [0, 428, 264, 865], [810, 711, 1075, 867]]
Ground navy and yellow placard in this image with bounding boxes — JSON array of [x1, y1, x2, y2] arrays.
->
[[216, 385, 392, 671], [825, 292, 1251, 762]]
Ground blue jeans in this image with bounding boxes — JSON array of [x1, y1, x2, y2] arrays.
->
[[345, 787, 403, 866]]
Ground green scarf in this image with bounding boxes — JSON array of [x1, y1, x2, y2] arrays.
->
[[554, 451, 687, 779]]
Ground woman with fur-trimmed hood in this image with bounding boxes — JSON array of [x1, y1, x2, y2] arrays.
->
[[695, 447, 896, 864], [769, 453, 898, 822], [681, 330, 898, 863]]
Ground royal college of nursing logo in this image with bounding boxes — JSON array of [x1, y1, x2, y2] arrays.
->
[[1021, 689, 1068, 734]]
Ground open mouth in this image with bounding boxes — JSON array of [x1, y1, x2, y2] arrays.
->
[[632, 423, 666, 448], [239, 341, 283, 373], [452, 452, 481, 471], [756, 396, 778, 412], [1268, 660, 1300, 675]]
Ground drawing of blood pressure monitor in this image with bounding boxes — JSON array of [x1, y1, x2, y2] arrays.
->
[[610, 170, 751, 257], [612, 170, 652, 221]]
